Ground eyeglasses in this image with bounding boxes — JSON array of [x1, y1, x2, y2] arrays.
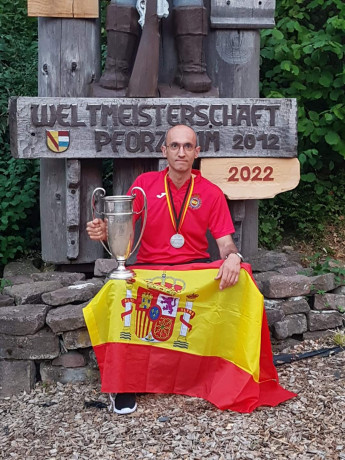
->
[[166, 142, 196, 153]]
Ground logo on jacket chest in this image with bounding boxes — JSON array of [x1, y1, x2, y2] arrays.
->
[[189, 195, 202, 210]]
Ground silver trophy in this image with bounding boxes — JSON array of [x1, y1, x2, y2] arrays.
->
[[91, 187, 147, 279]]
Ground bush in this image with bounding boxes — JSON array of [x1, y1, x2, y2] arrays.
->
[[259, 170, 345, 247], [259, 0, 345, 247], [0, 1, 40, 270]]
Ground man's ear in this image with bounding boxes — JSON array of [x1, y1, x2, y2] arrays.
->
[[161, 145, 167, 157], [195, 146, 201, 159]]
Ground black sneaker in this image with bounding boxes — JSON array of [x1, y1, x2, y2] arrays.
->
[[108, 393, 137, 415]]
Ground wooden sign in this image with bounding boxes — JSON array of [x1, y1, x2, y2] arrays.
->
[[9, 97, 297, 159], [27, 0, 99, 18], [201, 157, 300, 199]]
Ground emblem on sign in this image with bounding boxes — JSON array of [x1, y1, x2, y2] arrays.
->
[[46, 130, 70, 153]]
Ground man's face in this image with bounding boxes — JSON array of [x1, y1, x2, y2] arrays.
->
[[161, 125, 200, 174]]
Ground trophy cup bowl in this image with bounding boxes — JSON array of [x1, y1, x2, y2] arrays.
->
[[91, 187, 147, 280]]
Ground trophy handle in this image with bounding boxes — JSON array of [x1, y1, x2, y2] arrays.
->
[[91, 187, 106, 220], [90, 187, 112, 257], [129, 186, 147, 258]]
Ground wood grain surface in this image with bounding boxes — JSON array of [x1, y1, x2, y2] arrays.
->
[[10, 97, 297, 159]]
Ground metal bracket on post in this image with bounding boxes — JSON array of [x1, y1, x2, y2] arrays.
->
[[66, 159, 81, 260], [210, 0, 276, 29]]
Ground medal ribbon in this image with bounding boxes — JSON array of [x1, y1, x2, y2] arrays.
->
[[164, 174, 194, 234]]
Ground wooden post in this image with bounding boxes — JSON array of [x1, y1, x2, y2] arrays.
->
[[113, 0, 160, 212], [38, 17, 103, 265], [206, 19, 264, 257], [112, 159, 159, 195]]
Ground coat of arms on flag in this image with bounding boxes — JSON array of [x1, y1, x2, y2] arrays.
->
[[120, 272, 196, 349], [46, 130, 70, 153]]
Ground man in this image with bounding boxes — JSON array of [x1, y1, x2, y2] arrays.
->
[[86, 124, 242, 414]]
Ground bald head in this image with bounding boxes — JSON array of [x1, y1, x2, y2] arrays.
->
[[165, 125, 198, 147]]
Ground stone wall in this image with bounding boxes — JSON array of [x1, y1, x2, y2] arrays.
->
[[251, 249, 345, 349], [0, 250, 344, 397]]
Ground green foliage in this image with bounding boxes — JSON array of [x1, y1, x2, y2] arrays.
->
[[0, 159, 40, 266], [259, 0, 345, 247], [307, 252, 345, 285], [258, 201, 283, 249], [261, 0, 345, 166], [259, 169, 345, 246], [0, 1, 40, 270], [100, 0, 108, 65], [0, 278, 12, 293]]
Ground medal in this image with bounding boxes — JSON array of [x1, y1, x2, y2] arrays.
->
[[164, 174, 194, 249], [170, 233, 185, 248]]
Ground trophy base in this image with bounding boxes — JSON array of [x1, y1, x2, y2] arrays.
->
[[107, 267, 135, 280]]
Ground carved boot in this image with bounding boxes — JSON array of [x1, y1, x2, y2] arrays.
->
[[173, 6, 212, 93], [99, 4, 140, 90]]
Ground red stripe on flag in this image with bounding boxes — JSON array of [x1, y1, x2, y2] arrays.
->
[[93, 342, 296, 413], [59, 131, 69, 136]]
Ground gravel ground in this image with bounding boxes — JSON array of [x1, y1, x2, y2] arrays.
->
[[1, 341, 344, 460]]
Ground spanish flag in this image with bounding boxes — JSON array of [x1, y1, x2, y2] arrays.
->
[[83, 262, 296, 412]]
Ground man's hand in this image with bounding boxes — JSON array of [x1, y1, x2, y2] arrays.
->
[[86, 218, 107, 241], [214, 253, 241, 290]]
